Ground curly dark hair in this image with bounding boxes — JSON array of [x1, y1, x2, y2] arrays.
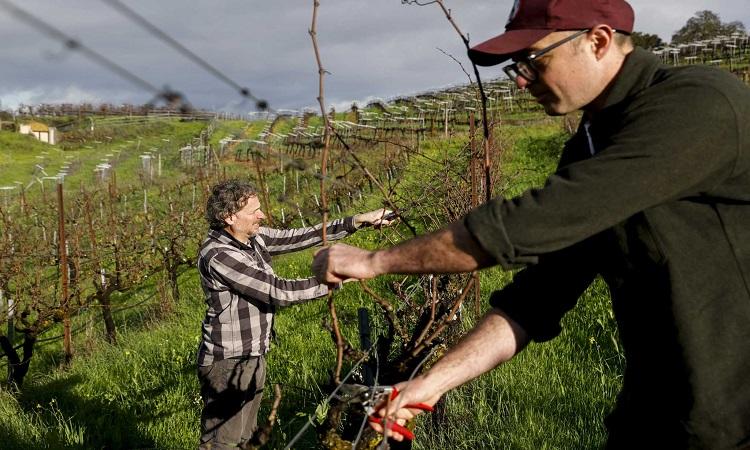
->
[[205, 179, 258, 230]]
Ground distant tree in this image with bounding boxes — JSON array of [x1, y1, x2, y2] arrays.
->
[[672, 10, 746, 44], [17, 103, 33, 116], [630, 31, 664, 50]]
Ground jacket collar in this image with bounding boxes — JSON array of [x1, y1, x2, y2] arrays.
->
[[595, 47, 662, 113], [208, 228, 253, 250]]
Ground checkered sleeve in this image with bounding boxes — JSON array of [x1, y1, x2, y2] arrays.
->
[[259, 216, 358, 256], [209, 248, 328, 307]]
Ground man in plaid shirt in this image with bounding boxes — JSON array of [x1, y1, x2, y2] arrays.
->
[[197, 179, 392, 449]]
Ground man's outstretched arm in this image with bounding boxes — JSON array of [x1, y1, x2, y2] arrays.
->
[[312, 221, 496, 284]]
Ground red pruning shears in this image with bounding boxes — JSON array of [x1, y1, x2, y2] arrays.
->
[[336, 384, 433, 440]]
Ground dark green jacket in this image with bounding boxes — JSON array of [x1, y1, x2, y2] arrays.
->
[[465, 48, 750, 448]]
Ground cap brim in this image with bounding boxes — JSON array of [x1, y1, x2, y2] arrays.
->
[[468, 29, 554, 66]]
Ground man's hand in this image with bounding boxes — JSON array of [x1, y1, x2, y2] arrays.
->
[[369, 376, 443, 441], [354, 208, 395, 228], [313, 244, 380, 284], [369, 309, 529, 441]]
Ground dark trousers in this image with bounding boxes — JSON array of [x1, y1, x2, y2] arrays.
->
[[198, 355, 266, 450]]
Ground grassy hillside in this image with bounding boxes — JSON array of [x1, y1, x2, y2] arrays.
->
[[0, 119, 206, 196], [0, 115, 622, 449]]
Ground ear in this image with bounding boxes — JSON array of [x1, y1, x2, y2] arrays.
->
[[589, 25, 616, 60], [224, 214, 236, 226]]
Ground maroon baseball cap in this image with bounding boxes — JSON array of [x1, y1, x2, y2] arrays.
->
[[468, 0, 635, 66]]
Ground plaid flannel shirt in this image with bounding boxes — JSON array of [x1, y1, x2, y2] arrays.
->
[[197, 217, 357, 366]]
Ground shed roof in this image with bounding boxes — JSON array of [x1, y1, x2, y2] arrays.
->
[[26, 121, 50, 132]]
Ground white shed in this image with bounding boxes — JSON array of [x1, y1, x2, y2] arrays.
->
[[19, 121, 58, 145]]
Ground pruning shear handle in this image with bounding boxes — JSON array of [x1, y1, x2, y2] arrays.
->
[[366, 387, 433, 441]]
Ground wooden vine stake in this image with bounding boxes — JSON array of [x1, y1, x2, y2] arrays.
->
[[417, 0, 495, 314], [309, 0, 345, 384], [57, 180, 72, 364]]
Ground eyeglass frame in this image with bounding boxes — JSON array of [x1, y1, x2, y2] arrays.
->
[[503, 29, 592, 83]]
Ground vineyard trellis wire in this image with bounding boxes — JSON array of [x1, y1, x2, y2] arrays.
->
[[273, 1, 504, 448], [0, 172, 217, 384], [0, 2, 536, 446], [2, 4, 748, 447]]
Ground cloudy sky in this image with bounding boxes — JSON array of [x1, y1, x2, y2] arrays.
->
[[1, 0, 748, 114]]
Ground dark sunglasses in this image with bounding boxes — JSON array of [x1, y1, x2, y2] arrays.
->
[[503, 29, 591, 83]]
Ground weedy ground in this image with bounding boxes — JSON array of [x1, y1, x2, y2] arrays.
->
[[0, 116, 622, 449]]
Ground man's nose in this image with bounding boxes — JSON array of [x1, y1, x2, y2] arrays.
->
[[514, 75, 530, 90]]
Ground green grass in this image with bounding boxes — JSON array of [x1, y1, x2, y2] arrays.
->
[[0, 271, 621, 449], [0, 131, 62, 187], [208, 120, 257, 148], [381, 119, 624, 448], [0, 114, 623, 449], [414, 276, 621, 450], [2, 59, 745, 447], [0, 120, 207, 198], [1, 274, 205, 449], [498, 124, 569, 198]]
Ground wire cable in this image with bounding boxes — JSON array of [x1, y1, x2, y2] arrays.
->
[[283, 341, 378, 450], [0, 0, 188, 108], [351, 342, 381, 449], [100, 0, 268, 110]]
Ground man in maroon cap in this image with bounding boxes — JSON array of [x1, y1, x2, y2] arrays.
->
[[313, 0, 750, 447]]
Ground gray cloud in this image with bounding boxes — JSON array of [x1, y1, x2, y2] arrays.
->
[[1, 0, 748, 113]]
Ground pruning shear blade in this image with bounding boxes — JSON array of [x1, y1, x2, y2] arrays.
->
[[337, 384, 433, 441]]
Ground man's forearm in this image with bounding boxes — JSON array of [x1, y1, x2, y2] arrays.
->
[[262, 217, 354, 255], [372, 221, 495, 275], [419, 308, 529, 396]]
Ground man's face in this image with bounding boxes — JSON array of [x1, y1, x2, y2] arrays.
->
[[511, 30, 603, 115], [225, 195, 265, 239]]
